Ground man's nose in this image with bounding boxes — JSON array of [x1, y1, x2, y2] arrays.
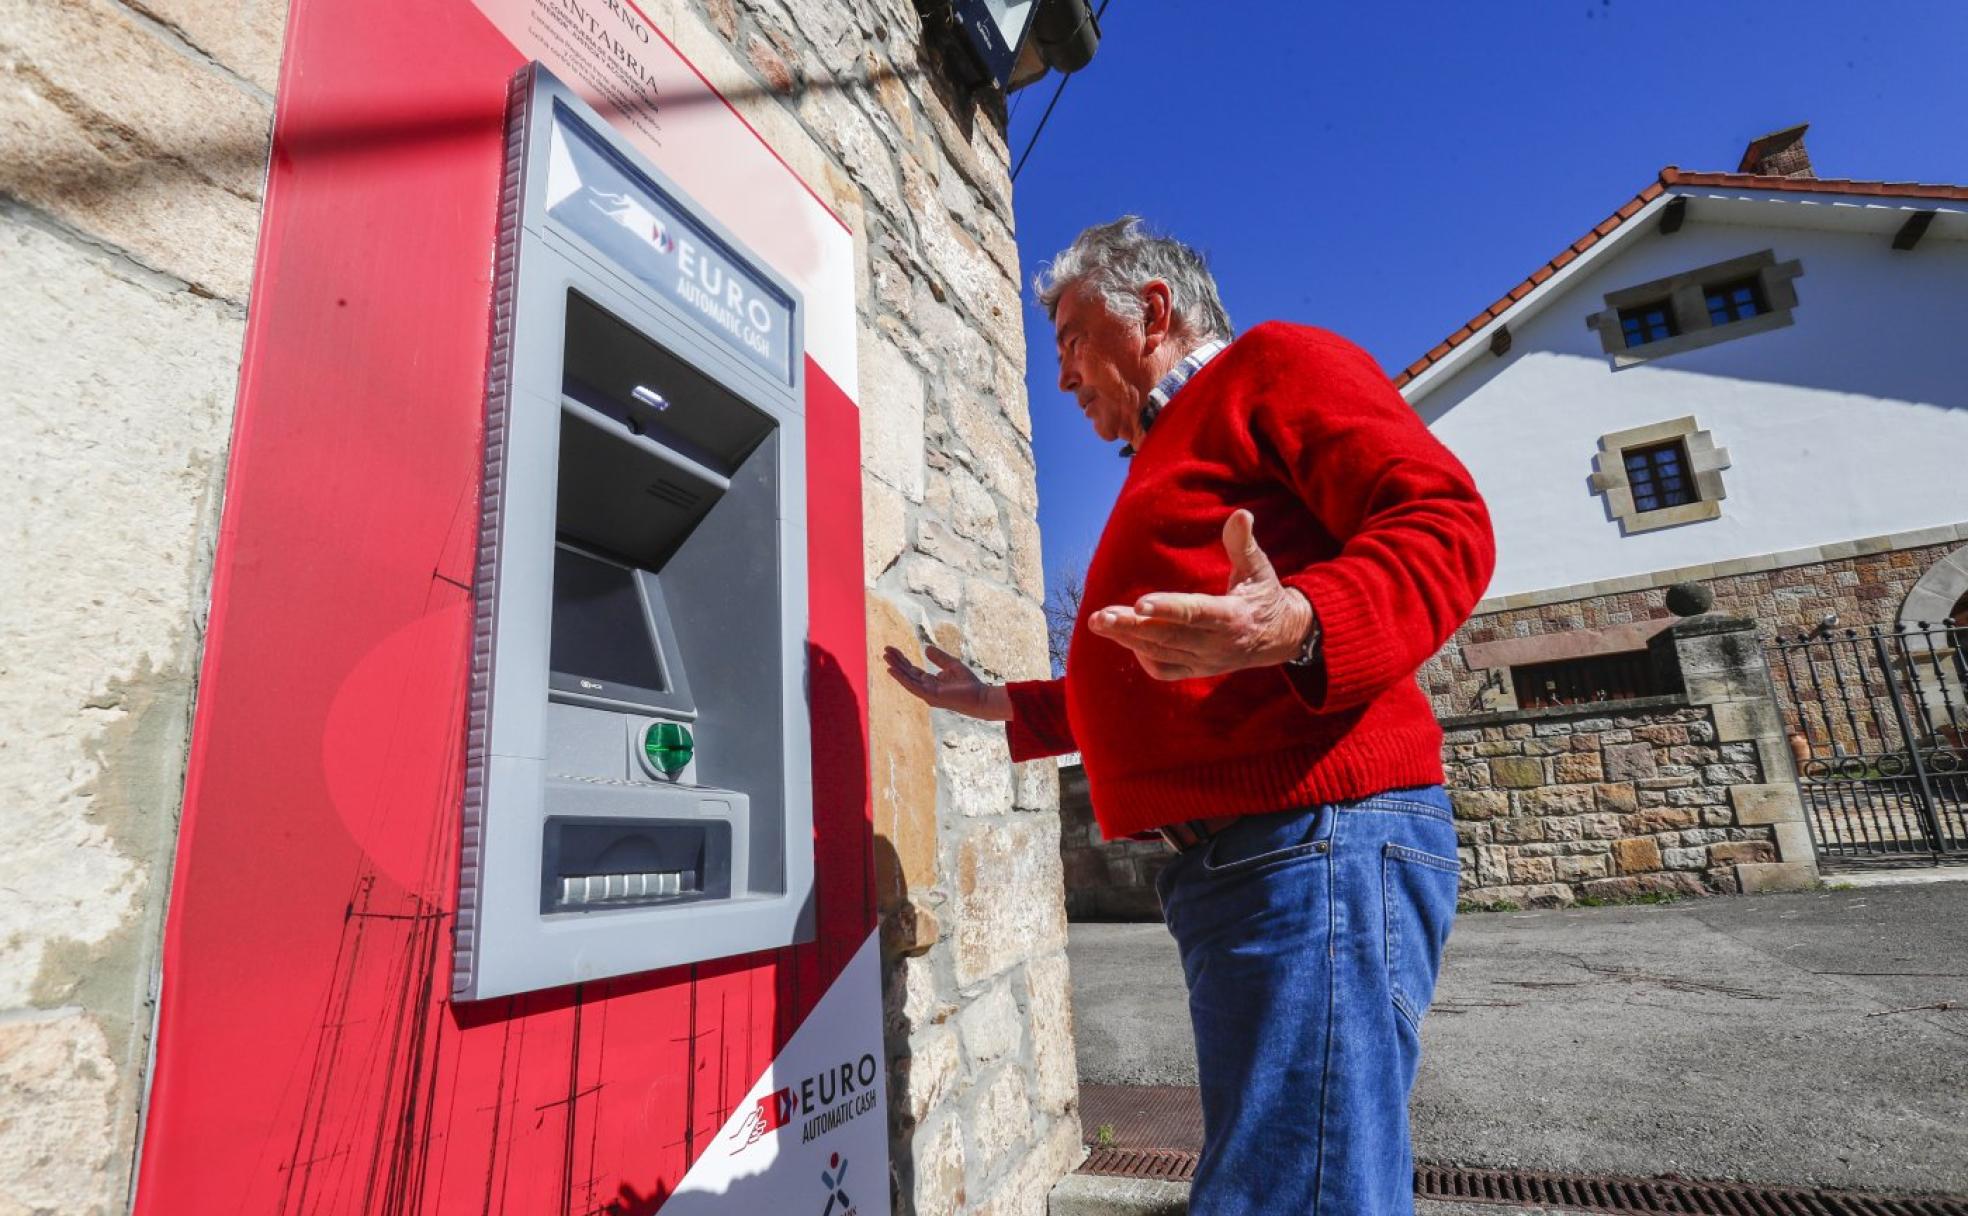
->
[[1057, 358, 1078, 393]]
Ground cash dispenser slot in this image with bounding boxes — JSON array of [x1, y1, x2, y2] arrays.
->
[[541, 816, 732, 913], [538, 289, 780, 932]]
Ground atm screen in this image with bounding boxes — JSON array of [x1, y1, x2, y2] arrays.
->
[[550, 546, 668, 700]]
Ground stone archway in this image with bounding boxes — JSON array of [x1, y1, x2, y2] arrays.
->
[[1899, 543, 1968, 630]]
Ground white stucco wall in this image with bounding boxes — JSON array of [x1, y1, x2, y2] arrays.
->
[[1415, 209, 1968, 601]]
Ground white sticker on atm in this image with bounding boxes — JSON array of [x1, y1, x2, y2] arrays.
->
[[656, 930, 889, 1215]]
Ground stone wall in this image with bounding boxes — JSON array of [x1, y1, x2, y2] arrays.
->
[[1423, 531, 1968, 718], [0, 2, 287, 1211], [1447, 616, 1817, 906]]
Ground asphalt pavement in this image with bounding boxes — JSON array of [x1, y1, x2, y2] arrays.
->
[[1066, 878, 1968, 1195]]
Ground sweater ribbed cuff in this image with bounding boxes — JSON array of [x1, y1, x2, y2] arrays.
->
[[1286, 564, 1407, 711], [1004, 678, 1073, 762]]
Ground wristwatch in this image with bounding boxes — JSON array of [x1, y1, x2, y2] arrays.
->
[[1285, 599, 1322, 668]]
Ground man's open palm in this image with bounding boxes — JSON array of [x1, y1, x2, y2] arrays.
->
[[1086, 509, 1313, 680]]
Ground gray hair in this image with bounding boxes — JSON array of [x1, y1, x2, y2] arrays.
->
[[1033, 217, 1233, 342]]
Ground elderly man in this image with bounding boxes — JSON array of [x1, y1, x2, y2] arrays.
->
[[885, 217, 1494, 1216]]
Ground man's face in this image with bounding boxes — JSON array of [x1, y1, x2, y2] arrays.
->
[[1053, 282, 1156, 445]]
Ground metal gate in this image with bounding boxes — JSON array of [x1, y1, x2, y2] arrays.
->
[[1767, 621, 1968, 867]]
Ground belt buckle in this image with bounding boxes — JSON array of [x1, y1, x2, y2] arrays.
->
[[1158, 819, 1211, 852]]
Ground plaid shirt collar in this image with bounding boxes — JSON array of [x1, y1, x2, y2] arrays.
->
[[1120, 337, 1230, 457]]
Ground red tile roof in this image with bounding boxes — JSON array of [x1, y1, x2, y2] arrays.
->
[[1391, 168, 1968, 391]]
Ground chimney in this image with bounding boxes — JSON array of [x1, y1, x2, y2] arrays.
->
[[1737, 123, 1815, 178]]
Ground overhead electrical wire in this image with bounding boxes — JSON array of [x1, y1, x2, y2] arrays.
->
[[1010, 0, 1113, 183]]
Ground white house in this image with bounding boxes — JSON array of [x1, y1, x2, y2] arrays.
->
[[1402, 126, 1968, 718]]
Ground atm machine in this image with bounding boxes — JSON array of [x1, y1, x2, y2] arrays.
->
[[455, 65, 813, 1001]]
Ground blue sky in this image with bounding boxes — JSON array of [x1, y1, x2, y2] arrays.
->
[[1004, 0, 1968, 592]]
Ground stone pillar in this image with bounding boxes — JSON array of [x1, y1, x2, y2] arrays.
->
[[0, 3, 288, 1211], [1650, 615, 1819, 892]]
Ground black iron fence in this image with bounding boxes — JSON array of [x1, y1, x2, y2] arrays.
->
[[1767, 621, 1968, 866]]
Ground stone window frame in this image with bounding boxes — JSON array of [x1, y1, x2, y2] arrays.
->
[[1588, 416, 1731, 534], [1585, 249, 1804, 367]]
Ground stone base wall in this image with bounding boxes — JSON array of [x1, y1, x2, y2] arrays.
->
[[1446, 702, 1776, 907], [1423, 532, 1968, 719], [1057, 761, 1167, 921]]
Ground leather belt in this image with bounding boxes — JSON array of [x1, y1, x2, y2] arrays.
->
[[1155, 814, 1241, 852]]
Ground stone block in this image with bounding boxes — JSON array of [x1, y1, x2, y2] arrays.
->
[[1580, 812, 1626, 840], [1555, 853, 1610, 882], [896, 1024, 962, 1127], [1735, 860, 1818, 894], [1702, 763, 1762, 785], [886, 953, 955, 1040], [1771, 820, 1816, 862], [955, 821, 1067, 985], [967, 1064, 1033, 1177], [1612, 837, 1664, 873], [1634, 871, 1710, 896], [1633, 808, 1699, 832], [963, 577, 1048, 681], [957, 981, 1024, 1069], [868, 595, 941, 908], [1729, 783, 1804, 826], [863, 472, 907, 580], [1554, 752, 1605, 783], [1491, 817, 1546, 844], [1475, 845, 1511, 887], [1581, 876, 1643, 900], [1520, 784, 1596, 816], [1522, 883, 1577, 908], [1662, 846, 1708, 870], [1450, 789, 1508, 821], [910, 1113, 968, 1216], [1542, 816, 1585, 842], [1594, 783, 1638, 814], [1709, 840, 1777, 866], [0, 1010, 120, 1214], [940, 723, 1014, 818], [1632, 724, 1690, 746], [1491, 756, 1545, 788], [1509, 856, 1555, 884], [0, 0, 276, 299], [882, 898, 941, 958], [859, 331, 927, 501], [972, 1118, 1085, 1216], [1025, 953, 1078, 1115], [1603, 742, 1659, 782], [1454, 820, 1493, 845]]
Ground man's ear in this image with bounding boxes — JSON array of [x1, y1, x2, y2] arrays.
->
[[1140, 280, 1174, 352]]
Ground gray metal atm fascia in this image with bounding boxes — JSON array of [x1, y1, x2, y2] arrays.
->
[[456, 64, 814, 1002]]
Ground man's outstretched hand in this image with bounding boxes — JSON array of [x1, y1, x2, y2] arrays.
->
[[882, 643, 1014, 721], [1086, 509, 1315, 681]]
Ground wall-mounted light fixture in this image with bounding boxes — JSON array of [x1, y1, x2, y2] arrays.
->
[[929, 0, 1101, 92]]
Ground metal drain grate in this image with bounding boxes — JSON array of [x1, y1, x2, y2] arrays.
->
[[1080, 1148, 1197, 1181], [1077, 1155, 1968, 1216], [1413, 1165, 1968, 1216]]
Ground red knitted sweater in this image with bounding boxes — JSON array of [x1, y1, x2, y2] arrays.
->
[[1006, 322, 1495, 839]]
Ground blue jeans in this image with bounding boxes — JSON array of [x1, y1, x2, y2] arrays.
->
[[1155, 786, 1461, 1216]]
